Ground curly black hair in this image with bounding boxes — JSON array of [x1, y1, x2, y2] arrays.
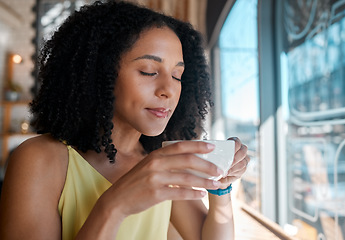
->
[[30, 0, 213, 163]]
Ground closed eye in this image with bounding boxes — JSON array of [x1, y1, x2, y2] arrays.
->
[[172, 76, 182, 82], [141, 71, 181, 82], [140, 71, 157, 76]]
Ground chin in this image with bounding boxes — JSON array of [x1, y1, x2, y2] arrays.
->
[[138, 120, 170, 137], [141, 127, 165, 137], [142, 131, 164, 137]]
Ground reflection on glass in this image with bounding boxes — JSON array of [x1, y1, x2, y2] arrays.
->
[[218, 0, 260, 211], [282, 0, 345, 238]]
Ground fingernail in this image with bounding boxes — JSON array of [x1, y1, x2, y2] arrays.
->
[[217, 168, 224, 175], [213, 180, 221, 187], [206, 143, 215, 150]]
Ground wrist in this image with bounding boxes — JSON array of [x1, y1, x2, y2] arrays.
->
[[97, 192, 127, 223], [207, 184, 232, 196]]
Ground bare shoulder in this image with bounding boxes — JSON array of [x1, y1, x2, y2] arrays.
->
[[6, 134, 68, 182], [0, 134, 68, 239], [3, 133, 69, 202], [12, 133, 67, 161], [6, 133, 67, 178]]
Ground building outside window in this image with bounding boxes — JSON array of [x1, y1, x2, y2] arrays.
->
[[212, 0, 345, 239], [280, 0, 345, 238]]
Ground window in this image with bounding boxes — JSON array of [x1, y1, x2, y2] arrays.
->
[[212, 0, 260, 211], [280, 0, 345, 238]]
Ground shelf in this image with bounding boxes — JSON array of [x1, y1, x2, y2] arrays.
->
[[1, 99, 35, 166], [1, 100, 30, 106]]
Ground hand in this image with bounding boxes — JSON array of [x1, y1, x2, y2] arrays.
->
[[217, 137, 249, 189], [101, 141, 223, 218]]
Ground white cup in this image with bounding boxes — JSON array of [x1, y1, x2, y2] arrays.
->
[[162, 140, 235, 180]]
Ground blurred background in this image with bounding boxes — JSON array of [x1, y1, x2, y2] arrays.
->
[[0, 0, 344, 239]]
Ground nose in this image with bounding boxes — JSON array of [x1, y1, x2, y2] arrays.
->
[[155, 73, 181, 98]]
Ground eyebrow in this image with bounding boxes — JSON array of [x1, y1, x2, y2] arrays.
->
[[134, 54, 184, 67]]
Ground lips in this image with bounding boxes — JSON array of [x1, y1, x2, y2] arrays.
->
[[146, 108, 171, 118]]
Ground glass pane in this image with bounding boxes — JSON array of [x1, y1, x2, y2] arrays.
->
[[281, 0, 345, 238], [218, 0, 260, 211]]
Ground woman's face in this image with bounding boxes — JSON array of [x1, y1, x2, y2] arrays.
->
[[113, 27, 184, 136]]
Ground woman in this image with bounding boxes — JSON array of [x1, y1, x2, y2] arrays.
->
[[0, 1, 249, 239]]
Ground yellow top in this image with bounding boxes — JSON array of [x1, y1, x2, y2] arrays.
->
[[58, 145, 172, 240]]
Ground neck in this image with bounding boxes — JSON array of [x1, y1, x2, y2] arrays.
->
[[111, 122, 144, 157]]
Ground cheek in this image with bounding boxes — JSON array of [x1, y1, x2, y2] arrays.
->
[[174, 85, 182, 104], [169, 88, 182, 116], [114, 76, 140, 100]]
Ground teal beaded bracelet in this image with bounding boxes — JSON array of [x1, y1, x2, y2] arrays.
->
[[207, 184, 232, 196]]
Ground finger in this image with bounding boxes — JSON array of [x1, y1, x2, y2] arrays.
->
[[218, 175, 239, 188], [157, 171, 222, 190], [227, 137, 242, 152], [150, 152, 222, 178], [229, 164, 247, 177], [231, 144, 248, 166], [160, 141, 215, 155], [228, 155, 249, 176]]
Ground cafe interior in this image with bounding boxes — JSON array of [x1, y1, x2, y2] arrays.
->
[[0, 0, 344, 239]]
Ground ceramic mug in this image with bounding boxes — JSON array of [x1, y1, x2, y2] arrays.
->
[[162, 140, 235, 180]]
